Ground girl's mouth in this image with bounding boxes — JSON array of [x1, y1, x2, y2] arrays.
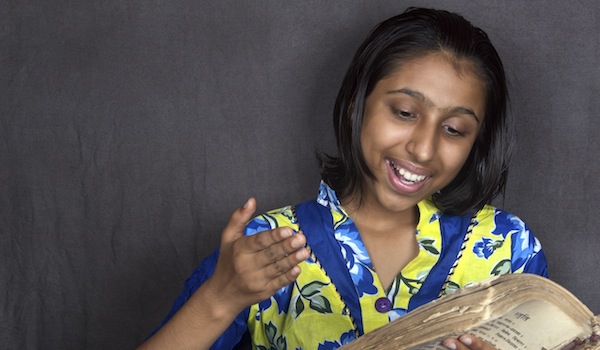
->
[[389, 160, 427, 185]]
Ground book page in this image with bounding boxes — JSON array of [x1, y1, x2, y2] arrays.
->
[[410, 299, 587, 350]]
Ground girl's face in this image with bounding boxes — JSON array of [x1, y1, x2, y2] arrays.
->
[[358, 52, 486, 216]]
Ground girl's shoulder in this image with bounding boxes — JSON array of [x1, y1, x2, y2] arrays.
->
[[476, 204, 531, 233], [418, 199, 533, 238]]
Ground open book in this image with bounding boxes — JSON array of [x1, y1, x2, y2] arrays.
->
[[340, 274, 600, 350]]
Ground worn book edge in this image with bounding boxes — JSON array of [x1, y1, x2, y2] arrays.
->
[[340, 274, 600, 350]]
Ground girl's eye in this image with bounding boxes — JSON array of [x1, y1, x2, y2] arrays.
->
[[393, 109, 416, 120], [443, 125, 464, 137]]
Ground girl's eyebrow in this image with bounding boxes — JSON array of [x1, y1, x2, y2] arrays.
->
[[386, 88, 481, 123]]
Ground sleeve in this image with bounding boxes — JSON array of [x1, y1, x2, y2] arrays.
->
[[149, 211, 290, 348], [506, 215, 549, 278], [520, 246, 548, 277], [149, 249, 250, 349]]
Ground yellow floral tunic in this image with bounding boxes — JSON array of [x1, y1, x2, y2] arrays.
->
[[159, 181, 547, 349]]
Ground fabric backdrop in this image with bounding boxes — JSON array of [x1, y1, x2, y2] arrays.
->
[[2, 1, 599, 348]]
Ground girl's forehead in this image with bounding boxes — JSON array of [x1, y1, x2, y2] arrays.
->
[[365, 53, 487, 124], [389, 51, 483, 81]]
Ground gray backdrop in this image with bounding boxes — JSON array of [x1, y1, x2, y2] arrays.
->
[[2, 1, 599, 349]]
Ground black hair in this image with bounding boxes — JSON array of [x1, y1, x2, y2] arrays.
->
[[318, 7, 512, 215]]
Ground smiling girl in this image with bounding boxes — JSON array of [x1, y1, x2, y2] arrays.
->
[[140, 7, 547, 350]]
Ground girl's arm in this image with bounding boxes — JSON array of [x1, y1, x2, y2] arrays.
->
[[138, 198, 309, 350]]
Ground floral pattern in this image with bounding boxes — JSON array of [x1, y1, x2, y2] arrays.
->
[[291, 280, 333, 318], [471, 209, 543, 275], [473, 237, 504, 259], [162, 181, 546, 349], [333, 221, 378, 296], [317, 330, 355, 350], [240, 182, 547, 349], [256, 322, 287, 350], [239, 182, 546, 349]]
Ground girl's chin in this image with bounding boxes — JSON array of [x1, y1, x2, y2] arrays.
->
[[368, 189, 423, 214]]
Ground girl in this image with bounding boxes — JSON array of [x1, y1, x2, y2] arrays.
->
[[141, 7, 547, 350]]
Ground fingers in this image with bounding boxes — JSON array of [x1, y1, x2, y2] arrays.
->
[[239, 229, 309, 291], [249, 226, 296, 251], [274, 265, 302, 287], [210, 199, 312, 309], [262, 240, 309, 293], [266, 242, 309, 275], [224, 231, 308, 301], [442, 334, 495, 350], [441, 337, 465, 350], [249, 229, 307, 268], [220, 198, 257, 245]]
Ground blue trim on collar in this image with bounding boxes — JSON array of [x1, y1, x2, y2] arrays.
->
[[295, 199, 364, 336], [407, 212, 472, 311]]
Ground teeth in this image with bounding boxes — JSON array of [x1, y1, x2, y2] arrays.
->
[[391, 162, 426, 183]]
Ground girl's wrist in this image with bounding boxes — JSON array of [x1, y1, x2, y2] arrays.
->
[[194, 277, 245, 322]]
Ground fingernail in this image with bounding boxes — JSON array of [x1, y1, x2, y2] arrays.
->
[[445, 344, 456, 350], [290, 266, 300, 276], [242, 198, 251, 208], [291, 237, 302, 248], [280, 228, 293, 238], [459, 335, 472, 346], [295, 249, 308, 260]]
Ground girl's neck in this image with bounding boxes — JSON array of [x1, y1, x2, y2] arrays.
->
[[341, 196, 419, 237], [341, 193, 421, 291]]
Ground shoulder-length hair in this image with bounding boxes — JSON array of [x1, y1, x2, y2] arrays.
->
[[319, 7, 512, 215]]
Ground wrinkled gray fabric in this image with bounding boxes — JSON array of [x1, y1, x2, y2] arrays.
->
[[1, 1, 599, 348]]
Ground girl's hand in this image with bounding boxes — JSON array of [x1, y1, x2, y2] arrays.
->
[[204, 198, 310, 315], [138, 199, 309, 349], [442, 334, 497, 350]]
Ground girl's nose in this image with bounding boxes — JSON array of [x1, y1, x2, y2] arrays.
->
[[406, 122, 437, 163]]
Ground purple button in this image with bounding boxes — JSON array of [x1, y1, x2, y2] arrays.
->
[[374, 297, 391, 313]]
